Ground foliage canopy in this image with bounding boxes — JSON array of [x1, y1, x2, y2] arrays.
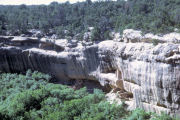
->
[[0, 0, 180, 40], [0, 70, 178, 120]]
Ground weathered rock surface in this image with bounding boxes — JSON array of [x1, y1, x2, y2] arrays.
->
[[0, 30, 179, 116], [122, 29, 180, 43]]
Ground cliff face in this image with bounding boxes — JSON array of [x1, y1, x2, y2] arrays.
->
[[0, 33, 179, 116], [98, 41, 180, 116]]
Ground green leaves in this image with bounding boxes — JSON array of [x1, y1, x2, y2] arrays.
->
[[0, 71, 126, 120], [1, 0, 180, 37], [0, 71, 177, 120]]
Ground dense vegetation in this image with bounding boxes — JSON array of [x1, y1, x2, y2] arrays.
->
[[0, 70, 178, 120], [0, 0, 180, 40]]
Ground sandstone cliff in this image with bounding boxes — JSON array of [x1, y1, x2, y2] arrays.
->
[[0, 30, 179, 116]]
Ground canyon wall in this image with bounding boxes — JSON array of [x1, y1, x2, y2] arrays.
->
[[0, 32, 179, 116]]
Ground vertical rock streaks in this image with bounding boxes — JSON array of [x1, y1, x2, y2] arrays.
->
[[0, 38, 179, 116]]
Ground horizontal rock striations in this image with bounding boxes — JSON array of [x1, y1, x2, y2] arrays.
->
[[0, 30, 179, 116]]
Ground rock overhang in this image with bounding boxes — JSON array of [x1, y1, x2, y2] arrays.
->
[[0, 29, 179, 116]]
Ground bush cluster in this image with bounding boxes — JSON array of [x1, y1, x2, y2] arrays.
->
[[0, 70, 178, 120], [0, 70, 127, 120]]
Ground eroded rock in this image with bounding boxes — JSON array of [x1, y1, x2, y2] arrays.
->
[[122, 29, 180, 44], [0, 30, 179, 116]]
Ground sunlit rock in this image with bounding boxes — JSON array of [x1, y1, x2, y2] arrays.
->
[[0, 32, 179, 116]]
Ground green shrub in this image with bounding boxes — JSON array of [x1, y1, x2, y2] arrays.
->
[[151, 112, 179, 120], [125, 108, 151, 120], [91, 27, 101, 41], [152, 39, 159, 46], [0, 71, 177, 120]]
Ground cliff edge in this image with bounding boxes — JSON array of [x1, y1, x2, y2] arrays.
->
[[0, 29, 179, 116]]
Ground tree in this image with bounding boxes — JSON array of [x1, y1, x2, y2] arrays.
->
[[104, 30, 112, 40], [0, 14, 6, 34], [0, 0, 179, 36], [86, 0, 92, 5], [91, 27, 101, 41], [174, 8, 180, 24]]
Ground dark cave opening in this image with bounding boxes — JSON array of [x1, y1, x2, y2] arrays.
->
[[53, 78, 112, 93], [0, 68, 112, 94]]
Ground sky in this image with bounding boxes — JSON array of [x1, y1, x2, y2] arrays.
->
[[0, 0, 98, 5]]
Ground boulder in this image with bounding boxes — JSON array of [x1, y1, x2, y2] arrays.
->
[[122, 29, 142, 43], [29, 29, 44, 38], [112, 32, 122, 42], [83, 32, 92, 41]]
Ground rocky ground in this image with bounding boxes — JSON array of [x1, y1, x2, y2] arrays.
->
[[0, 29, 179, 117]]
